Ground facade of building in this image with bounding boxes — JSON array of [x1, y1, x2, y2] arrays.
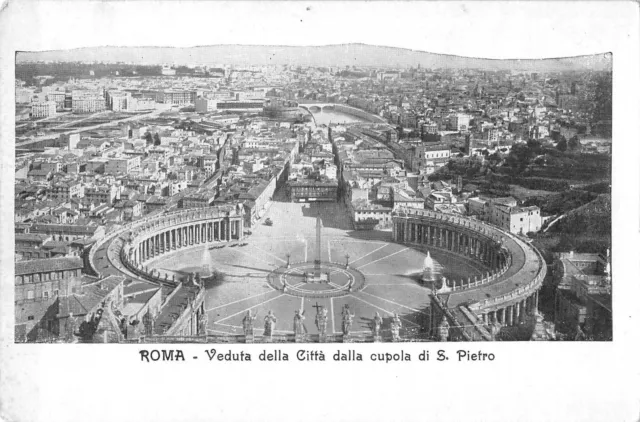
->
[[195, 98, 218, 113], [161, 90, 196, 105], [84, 185, 118, 205], [449, 113, 471, 131], [15, 257, 84, 303], [553, 251, 612, 340], [106, 91, 132, 111], [421, 144, 451, 174], [27, 223, 105, 242], [72, 96, 106, 114], [105, 156, 141, 175], [489, 204, 542, 235], [350, 199, 393, 229], [31, 101, 57, 118], [46, 92, 67, 111], [47, 182, 84, 201], [287, 180, 339, 202]]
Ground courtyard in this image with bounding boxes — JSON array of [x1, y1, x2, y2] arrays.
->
[[150, 200, 483, 339]]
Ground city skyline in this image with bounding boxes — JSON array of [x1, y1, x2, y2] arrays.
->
[[13, 49, 612, 345]]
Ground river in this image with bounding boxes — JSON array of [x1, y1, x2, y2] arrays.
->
[[308, 109, 368, 125]]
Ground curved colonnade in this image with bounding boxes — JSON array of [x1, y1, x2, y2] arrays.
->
[[89, 205, 245, 286], [392, 207, 546, 328], [89, 203, 545, 339]]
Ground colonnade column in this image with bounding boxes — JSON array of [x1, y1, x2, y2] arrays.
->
[[404, 220, 409, 243]]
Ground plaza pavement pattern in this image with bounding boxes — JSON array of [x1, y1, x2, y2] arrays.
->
[[150, 201, 483, 338]]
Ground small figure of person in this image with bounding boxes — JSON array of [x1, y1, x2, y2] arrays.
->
[[342, 307, 355, 336], [391, 312, 402, 341], [437, 316, 449, 342], [242, 310, 256, 338], [293, 309, 306, 338], [372, 312, 383, 338], [198, 312, 208, 336], [264, 310, 277, 339], [316, 307, 329, 337]]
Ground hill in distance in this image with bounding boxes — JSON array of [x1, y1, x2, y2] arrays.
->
[[16, 44, 613, 71]]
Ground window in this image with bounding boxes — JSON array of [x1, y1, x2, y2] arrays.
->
[[27, 291, 34, 300], [43, 291, 49, 300], [27, 316, 34, 321]]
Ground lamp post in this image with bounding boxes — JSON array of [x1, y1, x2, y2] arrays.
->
[[286, 253, 291, 269], [345, 254, 350, 269]]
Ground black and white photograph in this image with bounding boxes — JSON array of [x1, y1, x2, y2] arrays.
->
[[0, 2, 638, 422], [12, 47, 613, 344]]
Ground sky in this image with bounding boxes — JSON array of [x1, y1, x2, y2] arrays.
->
[[2, 1, 632, 60]]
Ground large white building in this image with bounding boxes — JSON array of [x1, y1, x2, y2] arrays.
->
[[30, 101, 57, 118], [449, 113, 471, 131], [72, 91, 106, 114], [468, 196, 542, 235], [106, 91, 132, 111], [421, 144, 451, 174], [489, 205, 542, 235]]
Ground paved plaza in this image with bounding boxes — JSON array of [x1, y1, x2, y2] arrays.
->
[[150, 200, 483, 338]]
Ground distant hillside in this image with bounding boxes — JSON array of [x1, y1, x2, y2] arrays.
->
[[550, 194, 611, 235], [16, 44, 613, 71]]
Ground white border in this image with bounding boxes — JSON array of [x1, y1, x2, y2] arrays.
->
[[1, 2, 639, 422]]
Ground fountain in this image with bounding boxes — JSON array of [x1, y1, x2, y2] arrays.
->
[[421, 251, 437, 284]]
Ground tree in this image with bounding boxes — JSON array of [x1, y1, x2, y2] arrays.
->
[[507, 143, 535, 173], [144, 131, 153, 145], [527, 139, 543, 154], [556, 137, 568, 152], [568, 135, 580, 150], [153, 133, 161, 146]]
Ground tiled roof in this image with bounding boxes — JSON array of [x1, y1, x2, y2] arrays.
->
[[57, 276, 125, 318], [15, 233, 50, 242], [31, 223, 100, 235], [15, 257, 83, 276]]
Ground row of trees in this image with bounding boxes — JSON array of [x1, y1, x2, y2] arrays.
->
[[555, 135, 581, 152], [144, 132, 162, 146]]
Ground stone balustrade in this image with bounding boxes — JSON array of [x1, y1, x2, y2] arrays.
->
[[392, 207, 546, 327], [90, 204, 245, 284]]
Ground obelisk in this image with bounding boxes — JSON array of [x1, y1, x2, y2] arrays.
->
[[314, 215, 322, 278]]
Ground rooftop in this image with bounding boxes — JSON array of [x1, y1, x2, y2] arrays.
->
[[16, 256, 84, 276]]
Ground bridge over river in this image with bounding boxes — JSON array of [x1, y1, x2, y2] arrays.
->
[[298, 103, 386, 124]]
